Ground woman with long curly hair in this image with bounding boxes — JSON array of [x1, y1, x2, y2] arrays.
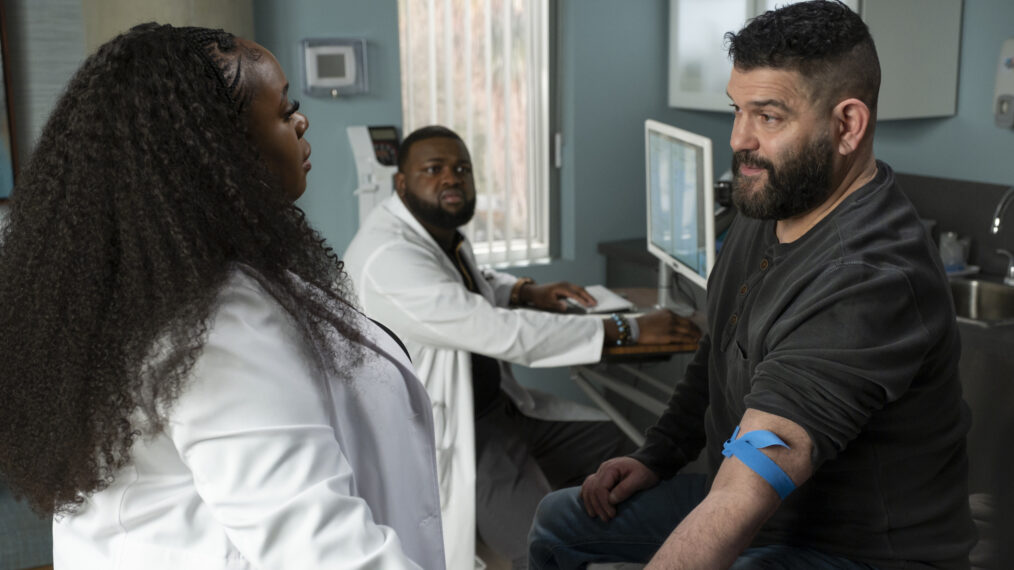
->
[[0, 23, 444, 569]]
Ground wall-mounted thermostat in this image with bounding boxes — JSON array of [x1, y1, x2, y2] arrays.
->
[[302, 38, 368, 98]]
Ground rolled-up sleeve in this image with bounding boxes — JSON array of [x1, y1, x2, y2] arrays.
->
[[745, 263, 932, 467]]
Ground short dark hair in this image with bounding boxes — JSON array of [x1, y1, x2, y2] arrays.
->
[[397, 125, 465, 172], [725, 0, 880, 116]]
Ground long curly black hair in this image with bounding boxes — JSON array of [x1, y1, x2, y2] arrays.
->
[[0, 23, 362, 515]]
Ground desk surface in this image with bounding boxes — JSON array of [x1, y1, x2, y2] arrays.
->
[[600, 287, 701, 358]]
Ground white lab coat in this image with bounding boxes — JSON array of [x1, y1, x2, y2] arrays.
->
[[344, 195, 608, 570], [53, 270, 445, 570]]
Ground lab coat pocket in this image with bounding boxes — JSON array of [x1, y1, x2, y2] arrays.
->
[[431, 400, 453, 450], [431, 401, 454, 507], [118, 539, 251, 570]]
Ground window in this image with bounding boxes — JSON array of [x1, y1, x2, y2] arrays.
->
[[397, 0, 551, 266]]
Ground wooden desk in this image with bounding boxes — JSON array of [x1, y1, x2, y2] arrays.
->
[[602, 341, 698, 358]]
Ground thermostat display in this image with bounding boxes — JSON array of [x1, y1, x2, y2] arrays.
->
[[302, 39, 367, 97]]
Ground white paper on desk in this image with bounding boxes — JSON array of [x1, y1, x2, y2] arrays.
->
[[569, 285, 635, 313]]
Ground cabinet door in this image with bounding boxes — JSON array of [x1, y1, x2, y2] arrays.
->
[[667, 0, 959, 120], [667, 0, 752, 112], [754, 0, 859, 12], [865, 0, 962, 120]]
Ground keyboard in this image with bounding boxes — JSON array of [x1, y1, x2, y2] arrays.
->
[[565, 285, 635, 314]]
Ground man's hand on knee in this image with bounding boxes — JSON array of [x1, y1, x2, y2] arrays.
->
[[580, 456, 660, 522]]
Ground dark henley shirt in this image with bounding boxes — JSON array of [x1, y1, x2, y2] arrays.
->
[[632, 162, 975, 568]]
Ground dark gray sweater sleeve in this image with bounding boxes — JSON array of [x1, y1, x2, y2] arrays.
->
[[628, 334, 711, 479], [745, 263, 935, 467]]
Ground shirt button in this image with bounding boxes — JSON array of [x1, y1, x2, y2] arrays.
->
[[730, 313, 738, 325], [760, 258, 770, 271], [739, 284, 748, 295]]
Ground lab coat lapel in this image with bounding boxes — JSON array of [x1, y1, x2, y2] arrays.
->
[[385, 196, 498, 306]]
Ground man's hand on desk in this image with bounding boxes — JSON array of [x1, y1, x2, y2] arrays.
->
[[580, 456, 660, 522], [637, 309, 701, 345], [519, 281, 597, 312], [602, 309, 702, 346]]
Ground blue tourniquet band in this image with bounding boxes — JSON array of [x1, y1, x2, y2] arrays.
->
[[722, 426, 797, 500]]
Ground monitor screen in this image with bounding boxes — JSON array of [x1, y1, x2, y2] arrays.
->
[[645, 119, 715, 291]]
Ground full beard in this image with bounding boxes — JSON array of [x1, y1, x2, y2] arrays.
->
[[731, 133, 835, 220], [401, 189, 477, 230]]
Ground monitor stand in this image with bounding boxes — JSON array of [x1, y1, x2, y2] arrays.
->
[[656, 260, 697, 317]]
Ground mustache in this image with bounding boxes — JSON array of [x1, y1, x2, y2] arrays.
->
[[733, 151, 774, 172]]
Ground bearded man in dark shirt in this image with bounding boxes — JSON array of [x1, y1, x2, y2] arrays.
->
[[527, 2, 975, 568]]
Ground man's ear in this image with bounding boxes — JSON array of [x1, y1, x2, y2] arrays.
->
[[832, 98, 871, 156], [395, 172, 407, 198]]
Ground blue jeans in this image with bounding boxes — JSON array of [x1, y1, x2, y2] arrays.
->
[[528, 474, 878, 569]]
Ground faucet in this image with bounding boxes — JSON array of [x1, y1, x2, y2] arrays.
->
[[998, 249, 1014, 286], [992, 186, 1014, 234]]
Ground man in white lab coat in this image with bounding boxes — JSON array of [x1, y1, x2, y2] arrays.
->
[[343, 126, 696, 569]]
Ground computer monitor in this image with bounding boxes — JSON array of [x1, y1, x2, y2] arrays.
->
[[645, 119, 715, 292]]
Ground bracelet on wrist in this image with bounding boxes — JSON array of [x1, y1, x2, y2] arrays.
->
[[610, 313, 635, 346], [510, 277, 535, 306]]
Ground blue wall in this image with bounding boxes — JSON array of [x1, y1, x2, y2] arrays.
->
[[253, 0, 404, 255], [551, 0, 733, 288]]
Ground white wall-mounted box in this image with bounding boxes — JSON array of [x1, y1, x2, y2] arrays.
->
[[302, 38, 368, 98], [994, 38, 1014, 128]]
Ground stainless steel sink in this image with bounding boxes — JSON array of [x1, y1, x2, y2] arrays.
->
[[950, 278, 1014, 327]]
